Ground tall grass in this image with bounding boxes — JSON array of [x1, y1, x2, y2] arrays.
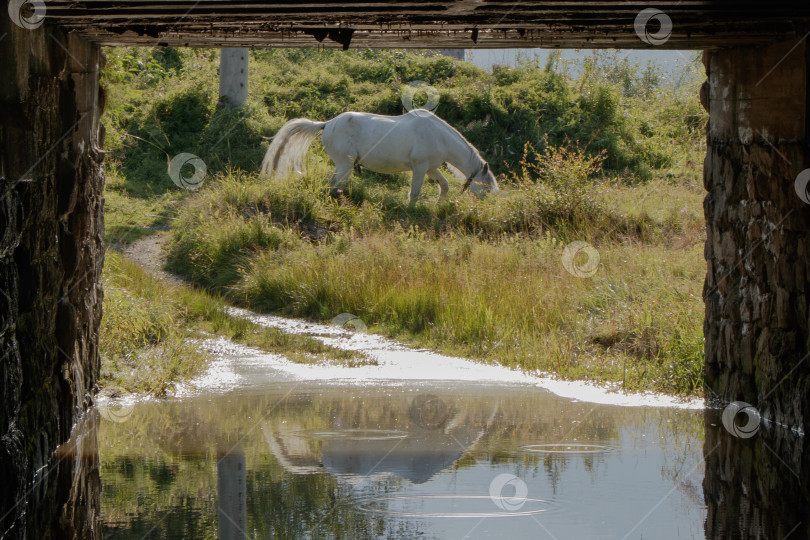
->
[[236, 231, 704, 395], [100, 249, 372, 395], [164, 141, 705, 396], [102, 47, 707, 397]]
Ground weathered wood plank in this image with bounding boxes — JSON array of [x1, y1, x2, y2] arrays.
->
[[33, 0, 808, 48]]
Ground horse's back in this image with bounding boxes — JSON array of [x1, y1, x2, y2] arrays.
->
[[326, 110, 438, 132], [322, 112, 406, 163], [321, 110, 451, 173], [325, 111, 399, 133]]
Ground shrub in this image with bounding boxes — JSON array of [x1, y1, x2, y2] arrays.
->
[[101, 47, 706, 196]]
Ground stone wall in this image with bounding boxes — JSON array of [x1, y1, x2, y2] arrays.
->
[[0, 18, 104, 538], [702, 39, 810, 539], [703, 39, 810, 432]]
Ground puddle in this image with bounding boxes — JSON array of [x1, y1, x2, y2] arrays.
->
[[519, 443, 618, 455], [99, 383, 706, 539], [93, 304, 713, 538], [354, 494, 553, 518]]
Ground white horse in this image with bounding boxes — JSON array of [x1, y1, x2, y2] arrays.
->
[[261, 110, 499, 202]]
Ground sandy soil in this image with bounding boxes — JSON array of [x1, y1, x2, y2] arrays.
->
[[121, 233, 186, 287]]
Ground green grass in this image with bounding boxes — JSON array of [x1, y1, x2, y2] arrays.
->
[[161, 143, 705, 396], [101, 47, 706, 189], [100, 46, 708, 398], [100, 249, 373, 396]]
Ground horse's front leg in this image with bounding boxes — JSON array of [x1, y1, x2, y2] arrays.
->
[[408, 164, 429, 204], [427, 169, 450, 202]]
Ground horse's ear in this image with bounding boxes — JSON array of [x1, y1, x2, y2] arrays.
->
[[482, 163, 489, 175]]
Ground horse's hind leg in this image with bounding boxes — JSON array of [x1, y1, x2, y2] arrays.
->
[[427, 168, 450, 202], [328, 155, 354, 191], [329, 168, 351, 189]]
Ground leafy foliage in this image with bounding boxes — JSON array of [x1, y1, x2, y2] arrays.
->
[[101, 47, 706, 197], [101, 47, 707, 397]]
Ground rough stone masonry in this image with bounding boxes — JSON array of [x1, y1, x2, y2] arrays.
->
[[0, 18, 104, 538]]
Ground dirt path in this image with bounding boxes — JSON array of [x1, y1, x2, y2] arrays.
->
[[121, 233, 186, 287]]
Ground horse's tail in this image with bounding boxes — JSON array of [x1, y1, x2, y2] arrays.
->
[[261, 118, 327, 177]]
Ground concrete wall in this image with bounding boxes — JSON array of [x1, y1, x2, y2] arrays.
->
[[0, 18, 104, 538]]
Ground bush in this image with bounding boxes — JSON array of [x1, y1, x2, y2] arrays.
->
[[101, 47, 706, 197], [104, 48, 707, 396]]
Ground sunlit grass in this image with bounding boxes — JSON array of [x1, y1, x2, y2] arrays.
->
[[236, 230, 703, 395], [163, 148, 706, 397], [100, 249, 373, 395], [100, 47, 708, 398]]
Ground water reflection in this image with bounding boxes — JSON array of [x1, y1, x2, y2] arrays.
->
[[96, 384, 701, 538], [262, 392, 497, 484], [217, 444, 247, 540], [23, 383, 808, 538], [16, 410, 103, 539], [703, 409, 810, 539]]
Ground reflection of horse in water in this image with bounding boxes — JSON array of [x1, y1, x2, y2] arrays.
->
[[261, 110, 500, 202], [262, 393, 498, 484]]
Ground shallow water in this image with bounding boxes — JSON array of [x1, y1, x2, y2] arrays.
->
[[98, 382, 705, 539], [186, 307, 703, 410], [88, 309, 809, 539]]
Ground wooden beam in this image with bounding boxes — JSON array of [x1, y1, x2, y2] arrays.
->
[[37, 0, 810, 49]]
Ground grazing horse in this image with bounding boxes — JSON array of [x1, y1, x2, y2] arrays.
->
[[261, 110, 499, 202]]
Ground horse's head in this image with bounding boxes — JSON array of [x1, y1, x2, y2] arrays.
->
[[465, 162, 499, 197]]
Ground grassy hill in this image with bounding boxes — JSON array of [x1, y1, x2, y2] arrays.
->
[[100, 47, 707, 397]]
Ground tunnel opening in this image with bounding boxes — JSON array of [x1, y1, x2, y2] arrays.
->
[[2, 3, 810, 538]]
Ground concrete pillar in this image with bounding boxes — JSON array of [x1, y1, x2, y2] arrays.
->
[[219, 48, 249, 108], [0, 17, 104, 538], [217, 444, 247, 540], [702, 39, 810, 539]]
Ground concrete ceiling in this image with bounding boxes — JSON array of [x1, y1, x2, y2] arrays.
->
[[43, 1, 810, 49]]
